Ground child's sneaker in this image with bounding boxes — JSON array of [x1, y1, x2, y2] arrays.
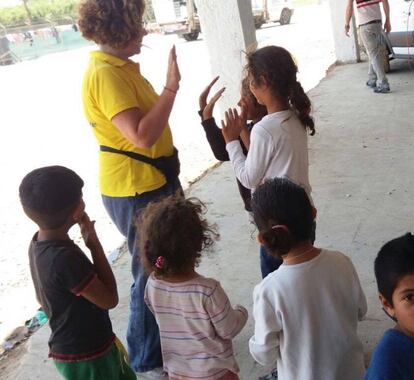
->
[[373, 83, 390, 93], [366, 79, 377, 88], [138, 368, 168, 379]]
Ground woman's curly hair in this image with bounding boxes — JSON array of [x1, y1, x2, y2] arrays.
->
[[78, 0, 145, 49], [137, 195, 219, 277], [246, 45, 315, 136]]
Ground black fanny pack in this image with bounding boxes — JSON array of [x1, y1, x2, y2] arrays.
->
[[100, 145, 180, 183]]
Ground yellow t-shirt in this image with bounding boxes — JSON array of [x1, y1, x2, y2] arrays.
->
[[82, 51, 174, 197]]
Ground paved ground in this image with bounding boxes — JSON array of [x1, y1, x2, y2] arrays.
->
[[8, 59, 414, 379]]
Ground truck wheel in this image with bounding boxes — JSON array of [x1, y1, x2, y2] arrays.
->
[[280, 9, 291, 25], [183, 32, 199, 41]]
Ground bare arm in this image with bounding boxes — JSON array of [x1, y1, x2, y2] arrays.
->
[[78, 213, 118, 310], [382, 0, 391, 33], [345, 0, 354, 36], [111, 46, 181, 149]]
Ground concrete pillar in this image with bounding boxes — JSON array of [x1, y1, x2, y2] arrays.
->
[[328, 0, 360, 63], [194, 0, 257, 110]]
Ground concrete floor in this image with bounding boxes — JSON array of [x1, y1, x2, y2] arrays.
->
[[11, 59, 414, 379]]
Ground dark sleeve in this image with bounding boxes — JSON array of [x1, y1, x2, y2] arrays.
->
[[54, 247, 96, 296], [201, 117, 230, 161]]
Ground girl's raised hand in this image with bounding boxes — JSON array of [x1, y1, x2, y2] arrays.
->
[[199, 76, 219, 111], [202, 87, 225, 121], [166, 45, 181, 92], [221, 108, 243, 143]]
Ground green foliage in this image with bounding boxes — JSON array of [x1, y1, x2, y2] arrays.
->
[[0, 0, 155, 28], [0, 0, 77, 27]]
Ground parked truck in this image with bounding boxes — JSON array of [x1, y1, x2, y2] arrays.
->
[[150, 0, 294, 42], [151, 0, 200, 41], [252, 0, 294, 28]]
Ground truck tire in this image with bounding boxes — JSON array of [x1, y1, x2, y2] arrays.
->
[[183, 32, 199, 41], [280, 8, 291, 25]]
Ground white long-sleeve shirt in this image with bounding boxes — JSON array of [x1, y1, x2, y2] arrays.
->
[[226, 109, 312, 200], [249, 249, 367, 380]]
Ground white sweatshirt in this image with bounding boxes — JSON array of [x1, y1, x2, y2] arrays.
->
[[226, 110, 312, 200], [249, 249, 367, 380]]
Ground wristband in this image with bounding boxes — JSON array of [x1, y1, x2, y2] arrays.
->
[[164, 86, 177, 95]]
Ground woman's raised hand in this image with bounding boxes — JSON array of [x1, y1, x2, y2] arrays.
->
[[199, 77, 225, 121], [221, 108, 243, 143], [166, 45, 181, 92]]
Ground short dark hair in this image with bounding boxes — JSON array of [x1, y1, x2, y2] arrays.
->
[[19, 166, 84, 229], [138, 195, 219, 276], [252, 177, 313, 257], [375, 233, 414, 305]]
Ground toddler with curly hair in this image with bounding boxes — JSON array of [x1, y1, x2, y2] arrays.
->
[[140, 196, 248, 380]]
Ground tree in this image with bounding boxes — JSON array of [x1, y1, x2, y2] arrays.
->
[[22, 0, 33, 24], [144, 0, 155, 23]]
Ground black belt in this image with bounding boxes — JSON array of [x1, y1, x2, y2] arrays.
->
[[360, 19, 381, 26], [100, 145, 180, 183]]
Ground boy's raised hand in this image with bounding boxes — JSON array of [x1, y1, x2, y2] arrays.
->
[[79, 212, 99, 249], [221, 108, 243, 143], [199, 77, 225, 121], [203, 87, 226, 121], [199, 76, 219, 110]]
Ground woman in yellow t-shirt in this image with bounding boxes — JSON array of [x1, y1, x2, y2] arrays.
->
[[78, 1, 181, 377]]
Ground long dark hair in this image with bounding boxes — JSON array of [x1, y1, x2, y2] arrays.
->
[[246, 45, 315, 136]]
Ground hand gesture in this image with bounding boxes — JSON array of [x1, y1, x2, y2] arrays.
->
[[199, 76, 219, 110], [383, 20, 391, 34], [199, 77, 225, 120], [221, 108, 243, 143], [79, 212, 99, 249], [166, 45, 181, 92]]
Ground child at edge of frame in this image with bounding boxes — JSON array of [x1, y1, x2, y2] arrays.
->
[[365, 233, 414, 380], [19, 165, 136, 380]]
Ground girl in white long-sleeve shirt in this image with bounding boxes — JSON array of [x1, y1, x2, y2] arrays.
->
[[222, 46, 317, 279], [222, 45, 315, 199], [249, 177, 367, 380]]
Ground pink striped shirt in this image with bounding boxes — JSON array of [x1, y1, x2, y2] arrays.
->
[[144, 273, 248, 380]]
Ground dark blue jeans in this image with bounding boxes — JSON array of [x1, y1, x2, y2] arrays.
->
[[102, 179, 182, 373], [260, 245, 283, 278]]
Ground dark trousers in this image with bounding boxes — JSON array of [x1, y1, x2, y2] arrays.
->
[[102, 179, 182, 372]]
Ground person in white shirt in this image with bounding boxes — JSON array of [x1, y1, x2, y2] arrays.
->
[[221, 45, 317, 279], [249, 177, 367, 380]]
